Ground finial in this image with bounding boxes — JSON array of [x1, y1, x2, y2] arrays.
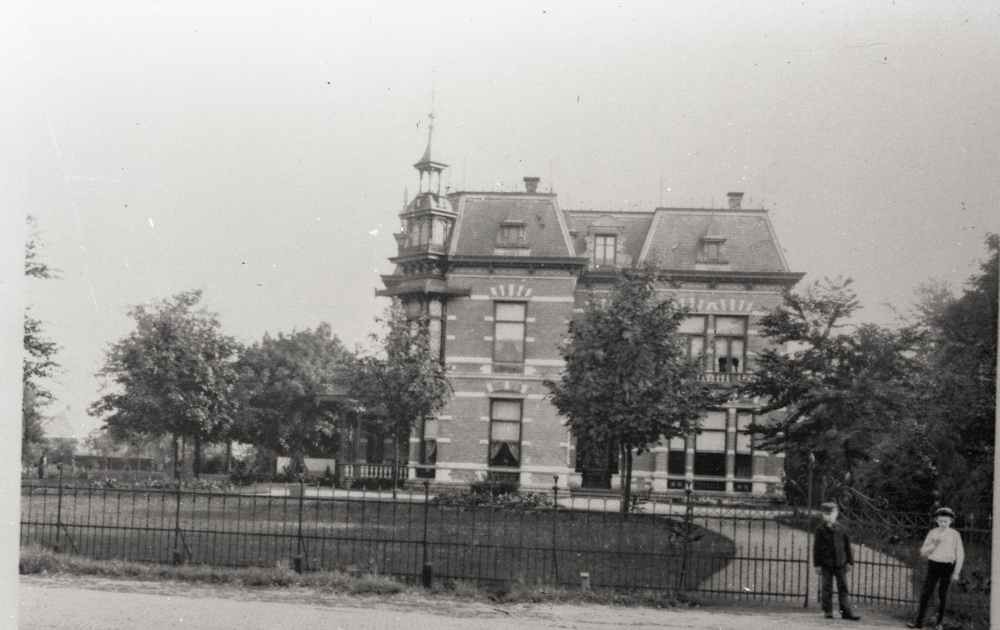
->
[[414, 91, 447, 172], [429, 89, 436, 129]]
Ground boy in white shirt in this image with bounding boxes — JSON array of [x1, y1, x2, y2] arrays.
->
[[906, 507, 964, 630]]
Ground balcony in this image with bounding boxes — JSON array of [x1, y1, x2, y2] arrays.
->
[[698, 372, 752, 384], [399, 243, 447, 256]]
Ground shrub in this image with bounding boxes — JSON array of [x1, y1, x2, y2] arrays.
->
[[469, 478, 520, 497], [430, 485, 558, 510]]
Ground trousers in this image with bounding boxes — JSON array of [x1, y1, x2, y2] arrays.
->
[[915, 560, 954, 625], [820, 566, 855, 617]]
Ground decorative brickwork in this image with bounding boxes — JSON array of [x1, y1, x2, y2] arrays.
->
[[375, 133, 804, 497]]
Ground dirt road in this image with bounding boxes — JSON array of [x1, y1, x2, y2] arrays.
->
[[20, 575, 911, 630]]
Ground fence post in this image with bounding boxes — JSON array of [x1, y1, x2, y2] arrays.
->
[[804, 452, 815, 608], [551, 475, 559, 584], [678, 480, 693, 590], [292, 475, 305, 573], [172, 471, 186, 565], [421, 480, 432, 588], [53, 464, 64, 553]]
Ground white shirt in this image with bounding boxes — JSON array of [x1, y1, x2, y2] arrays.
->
[[921, 527, 964, 575]]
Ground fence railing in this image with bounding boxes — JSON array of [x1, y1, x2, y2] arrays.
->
[[19, 481, 988, 615]]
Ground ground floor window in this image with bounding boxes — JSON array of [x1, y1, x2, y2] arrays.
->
[[693, 410, 727, 477], [735, 411, 753, 479], [667, 437, 686, 475], [417, 418, 437, 479], [489, 399, 522, 468]]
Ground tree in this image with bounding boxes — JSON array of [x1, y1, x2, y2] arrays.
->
[[740, 277, 922, 484], [886, 234, 998, 516], [234, 323, 352, 474], [82, 428, 129, 458], [544, 268, 718, 512], [90, 290, 241, 478], [349, 302, 452, 491], [23, 215, 59, 462]]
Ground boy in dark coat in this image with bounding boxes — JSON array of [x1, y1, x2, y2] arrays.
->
[[814, 502, 861, 620]]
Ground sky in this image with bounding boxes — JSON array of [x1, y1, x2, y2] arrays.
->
[[7, 1, 1000, 440]]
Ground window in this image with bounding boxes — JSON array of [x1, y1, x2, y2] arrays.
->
[[713, 316, 747, 373], [704, 242, 720, 261], [417, 418, 437, 479], [498, 222, 526, 246], [593, 235, 616, 267], [693, 411, 727, 477], [667, 436, 686, 476], [679, 316, 707, 371], [700, 237, 726, 262], [735, 411, 753, 479], [493, 302, 526, 364], [405, 299, 428, 320], [489, 399, 522, 468]]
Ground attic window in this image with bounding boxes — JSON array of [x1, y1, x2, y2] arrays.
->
[[594, 234, 617, 267], [700, 237, 726, 263], [498, 221, 527, 247]]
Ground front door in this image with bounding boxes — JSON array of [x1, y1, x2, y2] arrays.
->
[[576, 438, 618, 489]]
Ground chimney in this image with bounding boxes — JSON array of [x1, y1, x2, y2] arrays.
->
[[727, 192, 744, 210], [524, 177, 540, 194]]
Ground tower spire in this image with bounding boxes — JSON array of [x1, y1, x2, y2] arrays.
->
[[413, 93, 448, 194]]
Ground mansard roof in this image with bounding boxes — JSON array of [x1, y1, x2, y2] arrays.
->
[[636, 207, 790, 272], [448, 193, 577, 259], [564, 211, 655, 266]]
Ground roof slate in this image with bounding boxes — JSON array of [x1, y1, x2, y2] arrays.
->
[[449, 194, 574, 258], [640, 210, 787, 272], [564, 212, 655, 265]]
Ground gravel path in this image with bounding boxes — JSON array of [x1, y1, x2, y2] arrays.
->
[[559, 498, 916, 606]]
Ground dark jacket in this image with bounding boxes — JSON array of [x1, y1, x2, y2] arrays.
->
[[814, 522, 853, 568]]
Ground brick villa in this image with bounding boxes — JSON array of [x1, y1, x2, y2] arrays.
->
[[368, 122, 804, 498]]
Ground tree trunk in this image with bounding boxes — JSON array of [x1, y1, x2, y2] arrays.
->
[[620, 442, 633, 513], [172, 433, 179, 482], [392, 436, 399, 500], [226, 441, 232, 472], [193, 433, 202, 479], [843, 439, 853, 487], [627, 447, 633, 505]]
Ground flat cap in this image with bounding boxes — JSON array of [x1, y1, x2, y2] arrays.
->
[[934, 507, 955, 519]]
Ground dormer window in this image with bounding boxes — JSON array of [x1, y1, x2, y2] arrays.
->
[[594, 234, 617, 267], [704, 242, 720, 261], [699, 236, 726, 263], [498, 221, 527, 247]]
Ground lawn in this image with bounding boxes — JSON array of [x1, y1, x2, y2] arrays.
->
[[21, 485, 735, 591]]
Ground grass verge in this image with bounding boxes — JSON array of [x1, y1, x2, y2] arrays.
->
[[19, 544, 699, 609]]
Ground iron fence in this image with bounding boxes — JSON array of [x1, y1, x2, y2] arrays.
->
[[19, 480, 988, 615]]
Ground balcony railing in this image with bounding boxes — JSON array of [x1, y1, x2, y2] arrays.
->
[[339, 463, 406, 481], [698, 371, 752, 383]]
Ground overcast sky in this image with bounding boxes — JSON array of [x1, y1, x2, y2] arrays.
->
[[7, 1, 999, 439]]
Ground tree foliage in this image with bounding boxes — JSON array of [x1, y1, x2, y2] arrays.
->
[[349, 302, 452, 471], [874, 234, 998, 515], [23, 215, 59, 461], [544, 267, 718, 511], [234, 322, 352, 470], [90, 290, 241, 476], [741, 277, 922, 479]]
